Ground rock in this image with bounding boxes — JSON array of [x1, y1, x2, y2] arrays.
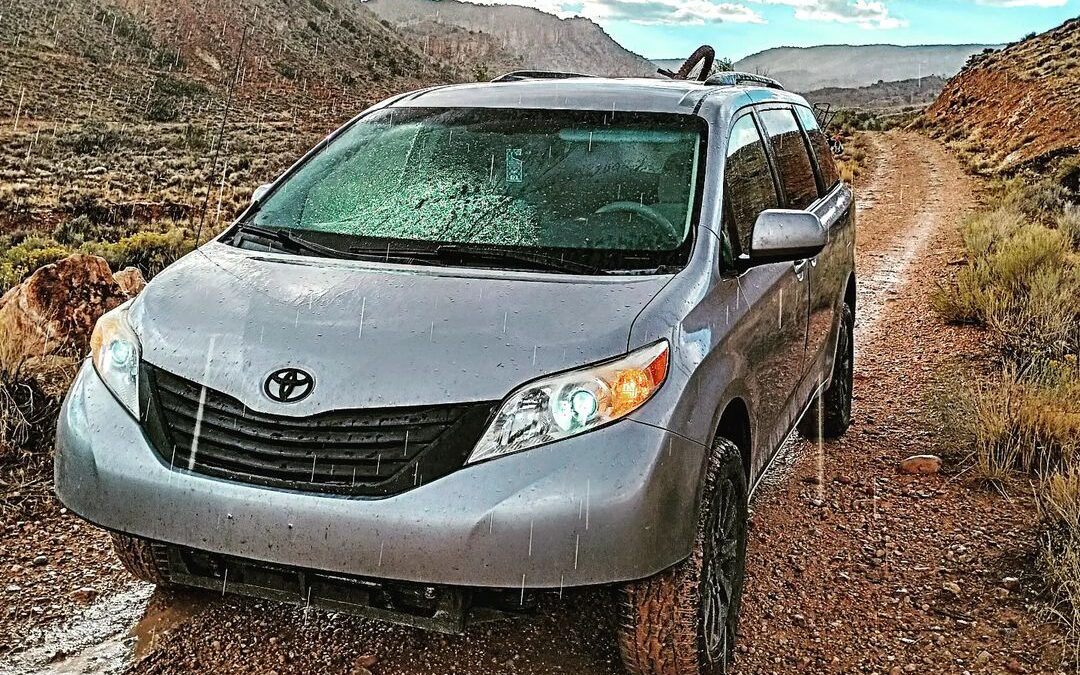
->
[[355, 655, 378, 668], [976, 650, 991, 666], [1006, 658, 1025, 673], [0, 254, 127, 370], [1002, 576, 1020, 590], [70, 586, 98, 602], [113, 267, 147, 297], [31, 555, 47, 566], [899, 454, 942, 475], [942, 581, 961, 596]]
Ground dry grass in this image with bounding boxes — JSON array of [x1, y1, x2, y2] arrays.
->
[[937, 173, 1080, 647]]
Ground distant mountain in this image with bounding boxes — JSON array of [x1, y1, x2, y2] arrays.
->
[[804, 76, 948, 111], [364, 0, 657, 78], [732, 44, 999, 91], [926, 19, 1080, 170]]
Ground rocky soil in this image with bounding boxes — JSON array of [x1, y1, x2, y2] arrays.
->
[[1, 131, 1072, 674]]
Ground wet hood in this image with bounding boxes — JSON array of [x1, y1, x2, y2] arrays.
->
[[130, 243, 671, 415]]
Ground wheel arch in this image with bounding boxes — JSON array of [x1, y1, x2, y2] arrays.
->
[[845, 272, 857, 313], [714, 397, 752, 480]]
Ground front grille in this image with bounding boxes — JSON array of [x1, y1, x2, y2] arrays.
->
[[141, 363, 495, 496]]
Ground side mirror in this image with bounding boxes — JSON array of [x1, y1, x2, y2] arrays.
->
[[251, 183, 273, 205], [745, 210, 826, 266]]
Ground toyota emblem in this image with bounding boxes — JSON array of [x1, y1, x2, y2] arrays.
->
[[264, 368, 315, 403]]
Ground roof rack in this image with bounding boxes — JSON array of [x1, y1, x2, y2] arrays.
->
[[704, 71, 785, 90], [491, 70, 595, 83]]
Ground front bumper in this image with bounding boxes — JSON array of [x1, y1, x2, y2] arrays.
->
[[56, 361, 707, 588]]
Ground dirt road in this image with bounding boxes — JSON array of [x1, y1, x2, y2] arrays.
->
[[2, 132, 1070, 674]]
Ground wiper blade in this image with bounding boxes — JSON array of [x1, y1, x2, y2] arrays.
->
[[348, 243, 605, 275], [233, 224, 388, 261]]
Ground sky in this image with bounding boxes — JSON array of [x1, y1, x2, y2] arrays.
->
[[463, 0, 1078, 59]]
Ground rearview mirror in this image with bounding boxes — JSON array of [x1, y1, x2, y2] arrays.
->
[[251, 183, 273, 205], [745, 210, 826, 266]]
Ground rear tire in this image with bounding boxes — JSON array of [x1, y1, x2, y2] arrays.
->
[[799, 303, 854, 441], [110, 532, 170, 586], [617, 438, 748, 675]]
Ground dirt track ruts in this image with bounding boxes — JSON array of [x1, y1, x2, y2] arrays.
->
[[2, 131, 1070, 675]]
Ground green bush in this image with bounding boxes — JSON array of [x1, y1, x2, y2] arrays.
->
[[79, 229, 193, 278], [0, 237, 72, 292]]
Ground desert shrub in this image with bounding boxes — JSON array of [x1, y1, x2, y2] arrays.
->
[[959, 363, 1080, 480], [1039, 467, 1080, 639], [52, 214, 138, 247], [933, 194, 1079, 362], [0, 237, 72, 292], [59, 127, 126, 155], [993, 177, 1070, 222], [1058, 206, 1080, 250], [79, 229, 192, 278]]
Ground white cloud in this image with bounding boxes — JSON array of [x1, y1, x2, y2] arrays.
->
[[751, 0, 907, 29], [464, 0, 766, 25]]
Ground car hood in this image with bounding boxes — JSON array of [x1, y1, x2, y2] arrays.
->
[[130, 243, 671, 415]]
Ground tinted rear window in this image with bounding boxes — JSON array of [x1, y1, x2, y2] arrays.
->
[[795, 106, 841, 190], [723, 115, 778, 255], [758, 108, 819, 210]]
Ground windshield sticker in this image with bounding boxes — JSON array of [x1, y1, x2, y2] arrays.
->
[[506, 148, 524, 183]]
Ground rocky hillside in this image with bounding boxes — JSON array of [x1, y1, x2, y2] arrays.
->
[[734, 44, 997, 91], [364, 0, 657, 77], [925, 19, 1080, 170]]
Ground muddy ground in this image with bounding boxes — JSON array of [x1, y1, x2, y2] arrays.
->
[[1, 131, 1072, 674]]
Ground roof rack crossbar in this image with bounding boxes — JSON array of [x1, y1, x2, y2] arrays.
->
[[491, 70, 595, 83], [704, 71, 785, 90]]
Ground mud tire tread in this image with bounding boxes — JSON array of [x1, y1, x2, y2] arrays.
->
[[616, 438, 747, 675], [799, 303, 854, 441], [110, 532, 169, 586]]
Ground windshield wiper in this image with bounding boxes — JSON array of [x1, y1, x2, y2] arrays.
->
[[233, 224, 430, 263], [348, 244, 606, 275]]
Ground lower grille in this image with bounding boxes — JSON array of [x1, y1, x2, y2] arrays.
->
[[141, 363, 495, 496]]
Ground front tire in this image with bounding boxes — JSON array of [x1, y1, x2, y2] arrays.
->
[[617, 438, 749, 675], [111, 533, 171, 586], [799, 302, 854, 441]]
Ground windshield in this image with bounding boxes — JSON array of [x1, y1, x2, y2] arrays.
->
[[243, 107, 706, 272]]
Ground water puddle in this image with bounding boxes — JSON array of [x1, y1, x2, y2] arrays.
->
[[3, 585, 203, 675]]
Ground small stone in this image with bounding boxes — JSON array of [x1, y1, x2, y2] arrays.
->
[[942, 581, 961, 596], [1002, 576, 1020, 590], [355, 655, 378, 668], [31, 555, 47, 567], [70, 587, 98, 602], [976, 650, 991, 666], [899, 455, 942, 475], [1006, 658, 1025, 673]]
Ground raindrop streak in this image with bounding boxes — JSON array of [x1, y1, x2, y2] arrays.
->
[[358, 296, 366, 339], [188, 336, 218, 471], [221, 567, 229, 596]]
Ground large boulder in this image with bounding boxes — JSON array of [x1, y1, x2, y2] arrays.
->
[[0, 253, 135, 372]]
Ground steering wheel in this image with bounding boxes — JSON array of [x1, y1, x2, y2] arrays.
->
[[594, 201, 680, 241]]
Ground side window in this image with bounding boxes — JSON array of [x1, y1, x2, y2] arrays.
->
[[723, 115, 779, 256], [758, 108, 819, 210], [795, 106, 841, 190]]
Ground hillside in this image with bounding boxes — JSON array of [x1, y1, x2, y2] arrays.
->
[[364, 0, 657, 77], [804, 76, 947, 111], [0, 0, 473, 238], [925, 18, 1080, 170], [734, 44, 997, 91]]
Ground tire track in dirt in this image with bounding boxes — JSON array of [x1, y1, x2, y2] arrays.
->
[[734, 131, 1069, 674], [5, 132, 1069, 675]]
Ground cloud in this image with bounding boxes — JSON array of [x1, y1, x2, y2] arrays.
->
[[465, 0, 766, 25], [751, 0, 907, 29]]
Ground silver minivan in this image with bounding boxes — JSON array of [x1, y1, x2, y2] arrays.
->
[[56, 66, 855, 674]]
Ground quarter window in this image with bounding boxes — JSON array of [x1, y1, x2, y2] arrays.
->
[[723, 115, 778, 255], [758, 108, 819, 210], [795, 106, 841, 190]]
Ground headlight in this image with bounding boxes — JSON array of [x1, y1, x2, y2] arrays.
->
[[468, 340, 669, 464], [90, 302, 141, 417]]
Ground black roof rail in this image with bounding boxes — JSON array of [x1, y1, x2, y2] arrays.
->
[[491, 70, 595, 83], [704, 71, 785, 90]]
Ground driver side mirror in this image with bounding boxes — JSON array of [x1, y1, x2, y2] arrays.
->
[[744, 210, 826, 267], [251, 183, 273, 205]]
